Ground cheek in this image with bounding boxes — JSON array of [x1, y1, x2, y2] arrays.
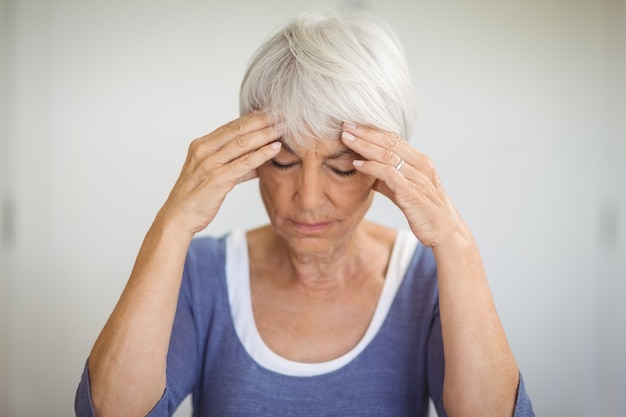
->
[[257, 166, 292, 209], [333, 177, 376, 208], [257, 165, 273, 187], [258, 164, 287, 189]]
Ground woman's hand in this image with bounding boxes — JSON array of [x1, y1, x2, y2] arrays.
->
[[343, 123, 520, 417], [159, 112, 283, 235], [88, 112, 283, 417], [341, 123, 467, 248]]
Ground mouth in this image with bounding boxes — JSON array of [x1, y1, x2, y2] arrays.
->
[[289, 220, 333, 234]]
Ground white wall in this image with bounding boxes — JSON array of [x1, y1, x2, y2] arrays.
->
[[0, 0, 624, 416], [1, 0, 12, 414], [613, 1, 626, 410]]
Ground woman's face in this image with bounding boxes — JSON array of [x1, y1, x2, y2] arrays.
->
[[257, 138, 376, 255]]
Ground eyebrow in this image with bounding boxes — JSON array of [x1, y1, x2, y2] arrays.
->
[[278, 140, 356, 160], [326, 149, 355, 160]]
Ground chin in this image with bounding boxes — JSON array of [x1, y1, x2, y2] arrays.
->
[[279, 224, 353, 256], [284, 235, 342, 256]]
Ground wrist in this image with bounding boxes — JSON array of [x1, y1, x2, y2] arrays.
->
[[151, 207, 197, 246], [431, 223, 475, 253]]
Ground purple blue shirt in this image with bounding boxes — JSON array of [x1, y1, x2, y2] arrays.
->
[[75, 231, 534, 416]]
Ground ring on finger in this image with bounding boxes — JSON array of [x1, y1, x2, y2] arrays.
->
[[394, 159, 405, 171]]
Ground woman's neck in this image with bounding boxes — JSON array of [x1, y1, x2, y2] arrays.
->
[[248, 222, 395, 297]]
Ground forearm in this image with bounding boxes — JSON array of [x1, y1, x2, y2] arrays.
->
[[82, 114, 282, 417], [433, 231, 519, 417], [88, 212, 194, 417]]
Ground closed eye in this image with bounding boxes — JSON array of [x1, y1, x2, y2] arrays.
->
[[270, 160, 296, 170], [332, 168, 357, 177], [270, 160, 357, 177]]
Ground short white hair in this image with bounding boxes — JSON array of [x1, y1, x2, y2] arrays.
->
[[239, 11, 416, 148]]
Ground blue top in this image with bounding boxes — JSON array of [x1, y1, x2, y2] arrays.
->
[[75, 231, 535, 417]]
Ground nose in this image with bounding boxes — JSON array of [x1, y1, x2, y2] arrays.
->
[[295, 164, 327, 211]]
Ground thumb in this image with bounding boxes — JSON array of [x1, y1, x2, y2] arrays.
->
[[237, 168, 259, 184], [372, 180, 394, 201]]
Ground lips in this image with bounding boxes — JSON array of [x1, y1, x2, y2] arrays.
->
[[289, 220, 333, 234]]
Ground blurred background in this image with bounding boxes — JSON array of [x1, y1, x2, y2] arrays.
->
[[0, 0, 624, 416]]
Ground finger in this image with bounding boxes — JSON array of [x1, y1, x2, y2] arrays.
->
[[188, 118, 283, 171], [341, 125, 431, 172], [342, 123, 424, 166], [352, 159, 407, 190], [342, 123, 407, 153], [199, 112, 281, 151], [341, 130, 402, 169], [372, 178, 394, 201], [225, 141, 282, 184], [239, 169, 259, 183], [216, 122, 284, 166]]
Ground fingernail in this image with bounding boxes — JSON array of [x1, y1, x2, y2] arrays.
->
[[343, 122, 358, 129], [353, 160, 364, 167], [270, 141, 282, 149], [342, 131, 356, 141]]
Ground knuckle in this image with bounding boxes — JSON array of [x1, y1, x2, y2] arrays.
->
[[188, 137, 202, 154], [187, 138, 205, 164], [226, 120, 246, 136], [239, 151, 255, 167], [233, 134, 248, 150], [381, 148, 395, 163], [382, 132, 401, 149], [422, 156, 435, 172]]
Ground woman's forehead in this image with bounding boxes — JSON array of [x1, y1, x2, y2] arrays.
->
[[278, 138, 356, 159]]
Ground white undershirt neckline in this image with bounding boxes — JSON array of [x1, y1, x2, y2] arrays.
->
[[226, 229, 418, 377]]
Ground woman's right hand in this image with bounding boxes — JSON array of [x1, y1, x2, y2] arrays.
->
[[159, 112, 283, 235], [86, 113, 282, 417]]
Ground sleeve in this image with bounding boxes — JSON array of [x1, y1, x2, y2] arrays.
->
[[426, 309, 535, 417], [74, 238, 213, 417], [74, 363, 177, 417], [426, 303, 446, 416], [74, 363, 95, 417], [513, 374, 535, 417]]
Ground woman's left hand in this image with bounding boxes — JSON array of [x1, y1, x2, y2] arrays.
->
[[343, 124, 521, 417], [341, 123, 468, 248]]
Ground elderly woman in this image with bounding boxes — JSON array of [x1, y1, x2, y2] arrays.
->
[[75, 11, 534, 417]]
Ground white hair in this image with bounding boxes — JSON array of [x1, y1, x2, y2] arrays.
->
[[239, 11, 416, 148]]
